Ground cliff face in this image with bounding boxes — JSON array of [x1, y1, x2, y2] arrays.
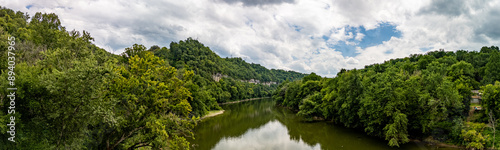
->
[[212, 73, 228, 82], [212, 73, 276, 86]]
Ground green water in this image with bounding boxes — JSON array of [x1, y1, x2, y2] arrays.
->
[[189, 98, 459, 150]]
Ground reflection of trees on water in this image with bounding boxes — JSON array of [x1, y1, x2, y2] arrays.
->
[[272, 106, 370, 150], [271, 103, 439, 150], [190, 98, 432, 150], [189, 99, 276, 150]]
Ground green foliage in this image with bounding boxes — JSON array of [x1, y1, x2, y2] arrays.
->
[[0, 7, 117, 149], [274, 47, 497, 147], [150, 38, 305, 107], [484, 52, 500, 85], [417, 55, 435, 70], [103, 52, 197, 149], [333, 69, 363, 128], [481, 81, 500, 149], [302, 72, 321, 82], [297, 92, 323, 121], [481, 81, 500, 117], [0, 6, 306, 149], [166, 38, 305, 82], [121, 43, 147, 63], [461, 122, 488, 149], [384, 112, 409, 147]]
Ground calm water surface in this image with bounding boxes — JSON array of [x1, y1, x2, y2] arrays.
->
[[188, 98, 459, 150]]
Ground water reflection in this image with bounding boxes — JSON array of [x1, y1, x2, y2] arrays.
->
[[189, 98, 458, 150], [213, 121, 321, 150]]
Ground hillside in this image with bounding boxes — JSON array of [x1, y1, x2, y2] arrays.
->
[[151, 38, 306, 83]]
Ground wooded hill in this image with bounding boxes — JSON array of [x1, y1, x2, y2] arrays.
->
[[0, 7, 305, 149], [152, 38, 305, 83]]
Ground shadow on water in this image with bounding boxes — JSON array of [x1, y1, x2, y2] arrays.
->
[[189, 98, 459, 150]]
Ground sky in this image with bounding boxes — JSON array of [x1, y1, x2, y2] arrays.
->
[[2, 0, 500, 77]]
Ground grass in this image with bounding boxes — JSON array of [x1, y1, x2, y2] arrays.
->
[[470, 103, 482, 107], [207, 110, 222, 114]]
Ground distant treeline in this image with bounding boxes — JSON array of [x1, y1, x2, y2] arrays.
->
[[273, 46, 500, 149]]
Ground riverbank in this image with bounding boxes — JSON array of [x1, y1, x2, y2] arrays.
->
[[190, 98, 455, 150], [277, 104, 468, 149], [201, 110, 225, 119], [200, 97, 271, 119], [218, 97, 270, 105], [410, 139, 465, 149]]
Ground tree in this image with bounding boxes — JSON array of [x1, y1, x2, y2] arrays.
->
[[297, 92, 322, 121], [103, 52, 195, 149], [481, 81, 500, 149], [28, 12, 65, 49], [489, 112, 496, 149], [121, 44, 147, 63], [302, 72, 321, 82], [334, 69, 362, 128], [448, 61, 474, 81], [384, 112, 409, 147], [461, 122, 488, 149], [448, 61, 476, 116], [0, 47, 113, 149], [481, 81, 500, 118], [38, 53, 112, 148], [484, 52, 500, 84], [480, 46, 500, 53]]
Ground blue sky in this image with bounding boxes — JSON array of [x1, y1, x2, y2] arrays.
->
[[324, 22, 402, 57], [4, 0, 500, 77], [25, 4, 33, 9]]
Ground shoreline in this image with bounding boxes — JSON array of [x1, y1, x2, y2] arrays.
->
[[410, 139, 465, 149], [201, 110, 225, 119], [278, 104, 469, 149], [218, 97, 270, 105], [200, 97, 271, 120]]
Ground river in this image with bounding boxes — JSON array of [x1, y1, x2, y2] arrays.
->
[[188, 98, 459, 150]]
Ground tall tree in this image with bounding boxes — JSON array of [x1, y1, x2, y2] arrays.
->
[[103, 52, 195, 149], [481, 81, 500, 149], [484, 52, 500, 84]]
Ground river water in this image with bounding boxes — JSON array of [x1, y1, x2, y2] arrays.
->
[[188, 98, 459, 150]]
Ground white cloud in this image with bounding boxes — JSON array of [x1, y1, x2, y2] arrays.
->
[[355, 33, 365, 41], [2, 0, 499, 77], [346, 57, 359, 65]]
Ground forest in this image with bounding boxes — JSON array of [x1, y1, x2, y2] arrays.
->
[[273, 46, 500, 149], [0, 7, 305, 149]]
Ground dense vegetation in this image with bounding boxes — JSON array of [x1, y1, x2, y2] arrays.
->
[[153, 39, 304, 83], [0, 7, 305, 149], [273, 46, 500, 148]]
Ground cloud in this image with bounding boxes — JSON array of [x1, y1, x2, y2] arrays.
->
[[216, 0, 296, 6], [419, 0, 470, 17], [474, 9, 500, 40], [346, 57, 359, 65], [325, 23, 402, 58], [355, 33, 365, 41], [213, 121, 321, 150], [2, 0, 499, 77]]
